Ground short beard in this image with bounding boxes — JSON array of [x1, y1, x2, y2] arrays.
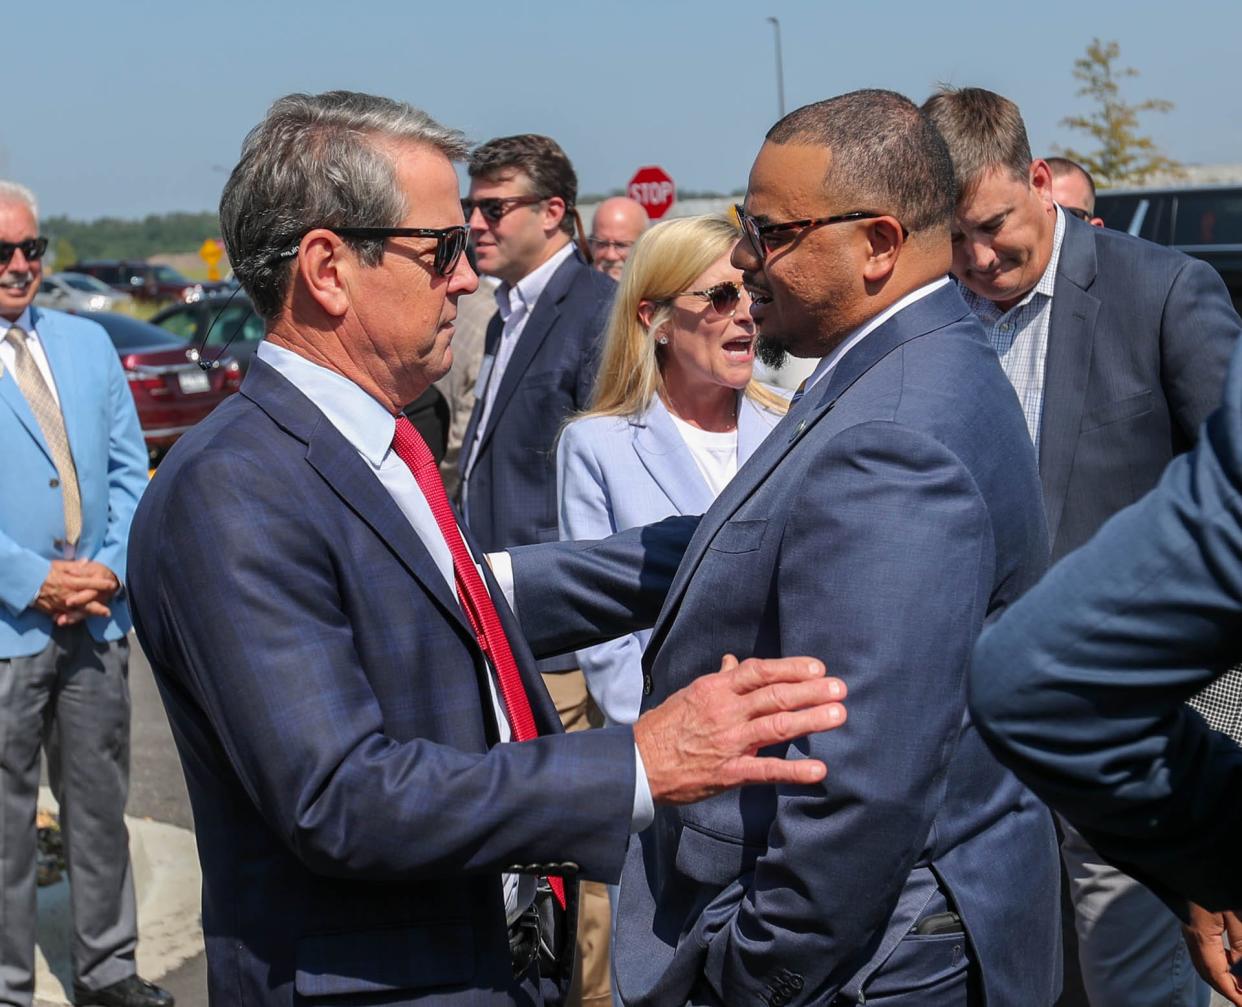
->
[[754, 334, 788, 370]]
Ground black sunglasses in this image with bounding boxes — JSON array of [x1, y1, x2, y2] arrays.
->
[[675, 280, 745, 317], [274, 225, 469, 278], [735, 204, 904, 262], [0, 237, 49, 266], [1061, 206, 1092, 222], [461, 195, 546, 223]]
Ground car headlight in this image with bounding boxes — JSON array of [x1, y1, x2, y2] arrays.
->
[[89, 294, 108, 310]]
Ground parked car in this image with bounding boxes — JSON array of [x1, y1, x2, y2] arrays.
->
[[151, 293, 265, 372], [68, 260, 229, 304], [1095, 184, 1242, 313], [83, 311, 242, 462], [34, 272, 133, 313]]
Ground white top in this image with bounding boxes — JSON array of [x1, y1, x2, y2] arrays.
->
[[256, 340, 651, 921], [0, 307, 61, 406], [668, 413, 739, 497], [463, 240, 576, 482]]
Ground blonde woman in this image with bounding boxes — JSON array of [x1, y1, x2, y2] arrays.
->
[[556, 214, 788, 727]]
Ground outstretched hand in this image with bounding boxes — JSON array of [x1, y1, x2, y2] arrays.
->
[[634, 654, 847, 805]]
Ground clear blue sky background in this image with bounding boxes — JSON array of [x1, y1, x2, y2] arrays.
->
[[6, 0, 1238, 219]]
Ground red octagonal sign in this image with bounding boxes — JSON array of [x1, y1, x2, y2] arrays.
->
[[627, 165, 676, 220]]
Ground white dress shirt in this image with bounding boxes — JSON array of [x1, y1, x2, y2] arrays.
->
[[256, 341, 652, 921], [801, 277, 951, 396], [463, 241, 576, 484], [0, 307, 61, 406]]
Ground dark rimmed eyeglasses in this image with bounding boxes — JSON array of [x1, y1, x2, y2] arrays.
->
[[672, 280, 745, 317], [0, 237, 49, 266], [588, 236, 635, 254], [1061, 206, 1092, 222], [273, 225, 469, 278], [461, 195, 546, 224], [735, 204, 905, 263]]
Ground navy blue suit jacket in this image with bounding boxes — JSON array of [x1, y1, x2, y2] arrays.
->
[[127, 357, 692, 1006], [971, 336, 1242, 916], [460, 250, 614, 553], [1039, 215, 1238, 563], [611, 284, 1061, 1007]]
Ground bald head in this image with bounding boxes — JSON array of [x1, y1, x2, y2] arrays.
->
[[589, 196, 649, 278]]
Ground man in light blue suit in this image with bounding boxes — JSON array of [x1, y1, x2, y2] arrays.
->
[[613, 91, 1060, 1006], [0, 181, 165, 1007]]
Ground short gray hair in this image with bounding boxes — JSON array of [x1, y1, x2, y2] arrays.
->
[[0, 180, 39, 220], [219, 90, 469, 321]]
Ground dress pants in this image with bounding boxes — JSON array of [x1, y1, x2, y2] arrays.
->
[[541, 670, 611, 1007], [0, 627, 137, 1007], [1060, 819, 1208, 1007]]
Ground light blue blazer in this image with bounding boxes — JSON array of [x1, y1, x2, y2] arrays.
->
[[557, 391, 784, 724], [0, 307, 148, 657]]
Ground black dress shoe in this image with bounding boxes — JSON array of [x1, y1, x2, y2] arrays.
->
[[74, 975, 174, 1007]]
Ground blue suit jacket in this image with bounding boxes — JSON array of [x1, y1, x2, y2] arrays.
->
[[1039, 215, 1239, 562], [557, 393, 783, 725], [0, 306, 147, 657], [970, 335, 1242, 916], [612, 284, 1061, 1007], [126, 357, 694, 1006], [460, 251, 615, 553]]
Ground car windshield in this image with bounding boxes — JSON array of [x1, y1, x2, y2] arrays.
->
[[152, 265, 189, 284], [57, 272, 115, 294], [83, 312, 190, 351]]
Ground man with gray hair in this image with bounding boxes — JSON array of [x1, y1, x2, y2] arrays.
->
[[0, 181, 163, 1006], [124, 90, 849, 1007], [588, 196, 648, 280], [924, 84, 1241, 1007]]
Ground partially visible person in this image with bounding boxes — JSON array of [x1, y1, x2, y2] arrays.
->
[[1047, 157, 1104, 227], [969, 335, 1242, 1001], [588, 197, 648, 280], [925, 84, 1240, 1007], [434, 273, 496, 497], [460, 134, 618, 1004], [559, 214, 787, 728], [0, 180, 168, 1007]]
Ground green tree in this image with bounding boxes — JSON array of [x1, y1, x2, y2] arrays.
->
[[1059, 38, 1181, 188]]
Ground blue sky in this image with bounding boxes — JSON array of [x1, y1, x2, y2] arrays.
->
[[6, 0, 1238, 219]]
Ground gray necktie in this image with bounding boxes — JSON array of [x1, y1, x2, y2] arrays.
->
[[5, 325, 82, 546]]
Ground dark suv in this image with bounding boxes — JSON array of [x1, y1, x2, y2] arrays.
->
[[1095, 185, 1242, 313], [67, 259, 228, 303]]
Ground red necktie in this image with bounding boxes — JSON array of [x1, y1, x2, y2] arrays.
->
[[391, 416, 565, 906]]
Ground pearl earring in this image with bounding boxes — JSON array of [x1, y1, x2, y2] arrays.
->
[[657, 335, 669, 345]]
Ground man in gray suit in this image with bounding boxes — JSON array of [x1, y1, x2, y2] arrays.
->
[[924, 86, 1241, 1007]]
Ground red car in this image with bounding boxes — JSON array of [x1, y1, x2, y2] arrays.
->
[[83, 311, 241, 461]]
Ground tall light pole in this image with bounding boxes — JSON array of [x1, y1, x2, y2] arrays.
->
[[766, 17, 786, 119]]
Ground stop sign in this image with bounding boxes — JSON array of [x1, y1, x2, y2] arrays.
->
[[627, 166, 676, 220]]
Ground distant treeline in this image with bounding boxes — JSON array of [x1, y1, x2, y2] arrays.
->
[[44, 212, 220, 265]]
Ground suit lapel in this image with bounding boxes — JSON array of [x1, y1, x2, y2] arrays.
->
[[1039, 222, 1101, 550], [736, 392, 780, 462], [473, 253, 583, 457], [632, 397, 716, 516], [647, 283, 972, 652], [1, 307, 59, 467], [242, 359, 474, 638]]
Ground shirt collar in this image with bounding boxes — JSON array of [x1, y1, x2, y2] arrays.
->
[[961, 205, 1066, 321], [256, 341, 396, 467], [495, 241, 575, 321], [803, 276, 950, 393]]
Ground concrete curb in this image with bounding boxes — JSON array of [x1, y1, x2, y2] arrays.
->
[[34, 787, 203, 1006]]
